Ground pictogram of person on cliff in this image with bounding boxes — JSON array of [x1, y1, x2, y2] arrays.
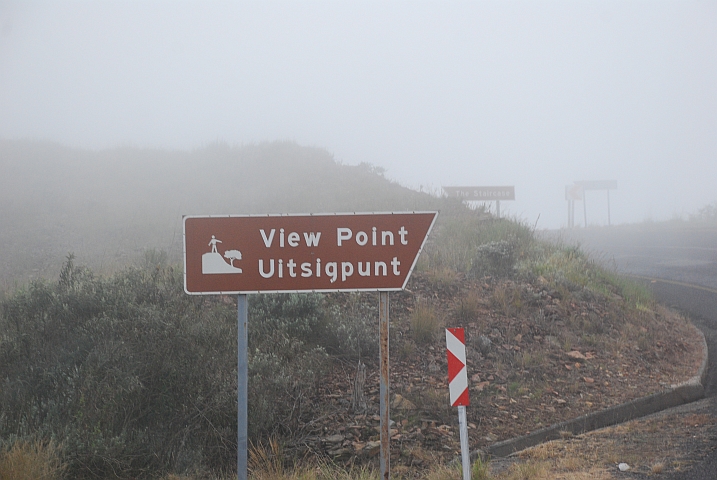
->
[[208, 235, 222, 253]]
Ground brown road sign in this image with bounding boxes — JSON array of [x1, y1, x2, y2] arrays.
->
[[183, 212, 438, 294], [443, 186, 515, 201]]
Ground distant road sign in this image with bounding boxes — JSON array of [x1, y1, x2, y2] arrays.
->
[[184, 212, 437, 294], [443, 186, 515, 201], [574, 180, 617, 191], [565, 184, 584, 201]]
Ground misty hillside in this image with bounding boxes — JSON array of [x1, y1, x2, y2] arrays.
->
[[0, 139, 455, 289]]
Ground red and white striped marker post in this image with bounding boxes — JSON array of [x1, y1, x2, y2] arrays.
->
[[446, 327, 471, 480]]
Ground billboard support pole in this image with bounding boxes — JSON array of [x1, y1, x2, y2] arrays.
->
[[583, 195, 588, 228], [379, 291, 390, 480], [572, 181, 617, 227], [237, 294, 248, 480]]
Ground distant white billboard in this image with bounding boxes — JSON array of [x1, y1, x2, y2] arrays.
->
[[574, 180, 617, 191]]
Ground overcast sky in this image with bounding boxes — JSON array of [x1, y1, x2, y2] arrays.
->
[[1, 1, 715, 228]]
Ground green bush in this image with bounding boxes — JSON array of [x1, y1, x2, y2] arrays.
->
[[248, 333, 327, 439], [519, 241, 654, 311], [471, 237, 518, 278], [247, 293, 330, 439], [0, 256, 239, 476], [691, 201, 717, 223], [0, 256, 332, 477], [419, 213, 533, 279], [249, 292, 328, 345], [320, 294, 379, 359]]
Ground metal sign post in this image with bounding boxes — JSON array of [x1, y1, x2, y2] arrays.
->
[[379, 291, 390, 479], [583, 196, 588, 228], [458, 406, 470, 480], [183, 212, 437, 479], [237, 295, 248, 480], [565, 185, 583, 228]]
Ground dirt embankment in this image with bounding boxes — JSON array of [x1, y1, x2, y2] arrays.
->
[[284, 272, 705, 475]]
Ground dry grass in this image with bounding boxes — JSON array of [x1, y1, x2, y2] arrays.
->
[[424, 267, 462, 289], [410, 298, 444, 345], [0, 439, 65, 480], [249, 438, 285, 479], [551, 469, 613, 480], [496, 461, 550, 480], [490, 283, 524, 317], [248, 462, 378, 480], [472, 455, 491, 480], [489, 455, 613, 480], [247, 438, 379, 480], [496, 404, 717, 479], [422, 464, 463, 480], [181, 411, 713, 480], [455, 287, 485, 323]]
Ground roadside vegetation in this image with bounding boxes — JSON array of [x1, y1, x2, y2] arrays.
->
[[690, 201, 717, 223], [0, 140, 705, 478]]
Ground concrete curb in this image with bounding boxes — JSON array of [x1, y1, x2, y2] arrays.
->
[[485, 326, 709, 458]]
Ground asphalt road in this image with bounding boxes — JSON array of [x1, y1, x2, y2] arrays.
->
[[549, 224, 717, 479]]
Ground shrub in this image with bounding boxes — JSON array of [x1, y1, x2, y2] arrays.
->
[[321, 294, 379, 359], [471, 238, 518, 278], [521, 240, 655, 313], [249, 292, 327, 346], [0, 257, 331, 477], [0, 258, 240, 476], [691, 201, 717, 223], [248, 333, 327, 439], [417, 209, 491, 273], [246, 293, 331, 438], [419, 213, 533, 280]]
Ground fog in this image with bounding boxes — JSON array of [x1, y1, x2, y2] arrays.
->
[[1, 1, 715, 229]]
